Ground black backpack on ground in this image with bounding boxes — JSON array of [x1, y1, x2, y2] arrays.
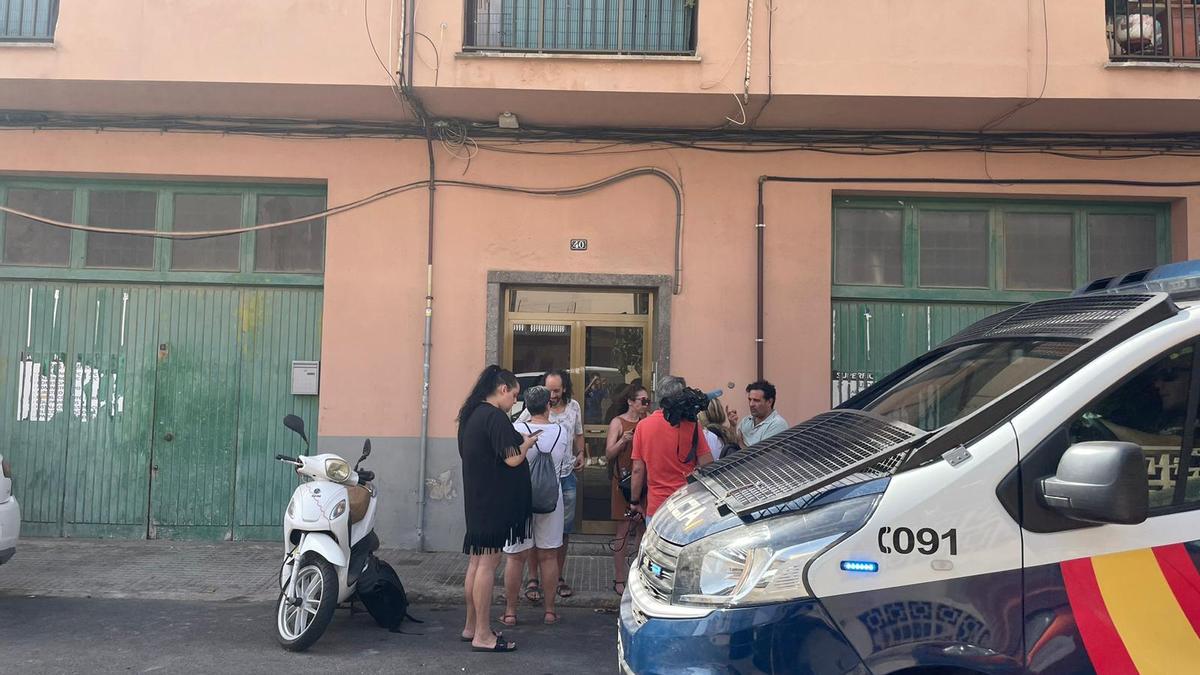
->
[[356, 556, 421, 632]]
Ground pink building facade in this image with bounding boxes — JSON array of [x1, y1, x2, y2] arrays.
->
[[1, 0, 1198, 549]]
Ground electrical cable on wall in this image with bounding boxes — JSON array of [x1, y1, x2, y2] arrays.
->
[[9, 112, 1200, 159], [0, 167, 688, 293]]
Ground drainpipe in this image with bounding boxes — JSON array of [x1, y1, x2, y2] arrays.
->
[[400, 0, 434, 551], [415, 131, 436, 552], [755, 177, 766, 381]]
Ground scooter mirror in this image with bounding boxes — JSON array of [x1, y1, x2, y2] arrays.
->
[[283, 415, 308, 445], [362, 438, 372, 457]]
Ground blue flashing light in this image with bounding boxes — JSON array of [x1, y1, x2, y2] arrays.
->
[[1076, 260, 1200, 298], [840, 560, 879, 573]]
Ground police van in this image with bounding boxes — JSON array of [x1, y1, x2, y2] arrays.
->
[[619, 261, 1200, 675]]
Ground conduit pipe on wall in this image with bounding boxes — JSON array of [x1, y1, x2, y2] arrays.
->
[[754, 175, 1200, 382]]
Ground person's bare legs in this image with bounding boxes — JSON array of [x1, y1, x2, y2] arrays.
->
[[462, 554, 480, 640], [470, 553, 507, 650], [555, 535, 571, 595], [612, 518, 635, 593], [501, 550, 526, 624], [537, 547, 560, 621]]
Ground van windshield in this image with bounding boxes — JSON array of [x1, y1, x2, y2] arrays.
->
[[860, 339, 1078, 432]]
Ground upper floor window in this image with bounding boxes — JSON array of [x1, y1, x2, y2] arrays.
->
[[1108, 0, 1200, 63], [464, 0, 697, 55], [0, 0, 59, 43]]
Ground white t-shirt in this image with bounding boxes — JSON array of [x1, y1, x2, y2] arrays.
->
[[704, 429, 725, 461], [519, 398, 583, 477], [514, 420, 572, 478]]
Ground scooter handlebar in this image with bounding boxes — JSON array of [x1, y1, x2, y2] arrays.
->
[[357, 470, 375, 483], [275, 454, 300, 464]]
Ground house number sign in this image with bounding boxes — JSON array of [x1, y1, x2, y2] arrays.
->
[[570, 239, 588, 251]]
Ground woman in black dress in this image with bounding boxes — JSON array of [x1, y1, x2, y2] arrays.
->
[[457, 365, 538, 653]]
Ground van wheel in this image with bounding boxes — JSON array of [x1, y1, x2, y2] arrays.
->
[[276, 555, 339, 652]]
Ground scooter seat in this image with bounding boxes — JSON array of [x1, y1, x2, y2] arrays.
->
[[348, 484, 372, 524]]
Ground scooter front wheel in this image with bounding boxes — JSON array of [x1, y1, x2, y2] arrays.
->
[[276, 555, 339, 652]]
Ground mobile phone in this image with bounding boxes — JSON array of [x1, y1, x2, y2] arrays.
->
[[528, 429, 544, 436]]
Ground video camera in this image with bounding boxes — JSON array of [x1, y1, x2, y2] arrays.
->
[[660, 387, 712, 427]]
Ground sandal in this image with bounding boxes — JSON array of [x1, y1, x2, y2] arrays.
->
[[524, 578, 543, 603], [498, 613, 518, 627], [613, 580, 626, 596], [556, 577, 574, 598], [471, 636, 518, 653], [543, 611, 560, 625]]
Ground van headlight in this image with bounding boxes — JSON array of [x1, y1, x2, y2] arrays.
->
[[325, 458, 351, 483], [671, 494, 879, 608]]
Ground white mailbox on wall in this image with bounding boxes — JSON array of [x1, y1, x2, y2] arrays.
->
[[292, 360, 320, 396]]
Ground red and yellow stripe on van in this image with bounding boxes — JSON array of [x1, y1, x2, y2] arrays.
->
[[1061, 544, 1200, 674]]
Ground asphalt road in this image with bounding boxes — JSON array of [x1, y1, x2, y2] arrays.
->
[[0, 595, 620, 674]]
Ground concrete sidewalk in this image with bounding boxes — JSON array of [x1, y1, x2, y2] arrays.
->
[[0, 538, 624, 609]]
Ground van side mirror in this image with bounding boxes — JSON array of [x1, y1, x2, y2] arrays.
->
[[1040, 442, 1148, 525], [283, 415, 309, 446]]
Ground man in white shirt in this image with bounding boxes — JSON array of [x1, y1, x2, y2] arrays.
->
[[727, 380, 789, 448], [517, 370, 583, 600]]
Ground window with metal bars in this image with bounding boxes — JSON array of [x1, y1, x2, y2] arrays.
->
[[1108, 0, 1200, 63], [0, 0, 59, 42], [464, 0, 697, 55]]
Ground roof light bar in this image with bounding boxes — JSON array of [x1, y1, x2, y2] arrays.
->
[[1076, 260, 1200, 299]]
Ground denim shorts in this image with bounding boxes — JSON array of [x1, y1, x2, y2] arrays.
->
[[560, 474, 577, 535]]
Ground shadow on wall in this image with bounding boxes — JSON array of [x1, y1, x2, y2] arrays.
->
[[316, 436, 465, 552]]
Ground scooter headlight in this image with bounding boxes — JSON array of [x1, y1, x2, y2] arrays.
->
[[329, 499, 347, 520], [325, 458, 351, 483], [671, 494, 879, 608]]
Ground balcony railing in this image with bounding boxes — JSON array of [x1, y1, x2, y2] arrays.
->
[[464, 0, 697, 56], [0, 0, 58, 42], [1108, 0, 1200, 62]]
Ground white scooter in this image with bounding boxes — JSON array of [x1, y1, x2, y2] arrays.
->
[[274, 414, 379, 652]]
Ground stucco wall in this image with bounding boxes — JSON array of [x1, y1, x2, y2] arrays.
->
[[1, 129, 1198, 548]]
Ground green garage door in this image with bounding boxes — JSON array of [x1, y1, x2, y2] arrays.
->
[[831, 198, 1170, 406], [0, 282, 322, 540], [0, 179, 326, 540]]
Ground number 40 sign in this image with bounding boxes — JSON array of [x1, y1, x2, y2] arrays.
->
[[570, 239, 588, 251]]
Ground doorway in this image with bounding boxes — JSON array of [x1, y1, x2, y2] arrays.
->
[[503, 287, 654, 535]]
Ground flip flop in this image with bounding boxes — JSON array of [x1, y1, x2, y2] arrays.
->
[[543, 611, 560, 625], [471, 637, 518, 653], [498, 613, 518, 627], [556, 577, 574, 598]]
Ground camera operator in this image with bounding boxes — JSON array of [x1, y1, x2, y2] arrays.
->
[[629, 376, 713, 521]]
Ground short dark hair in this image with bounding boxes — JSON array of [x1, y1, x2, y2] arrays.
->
[[746, 380, 777, 403]]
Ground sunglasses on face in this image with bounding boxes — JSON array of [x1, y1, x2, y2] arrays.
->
[[634, 397, 650, 404]]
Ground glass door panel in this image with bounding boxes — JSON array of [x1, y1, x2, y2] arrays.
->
[[578, 325, 647, 534], [509, 321, 572, 409]]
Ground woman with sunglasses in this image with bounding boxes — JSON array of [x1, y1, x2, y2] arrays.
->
[[605, 383, 651, 596]]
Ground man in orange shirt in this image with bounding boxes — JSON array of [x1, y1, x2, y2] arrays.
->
[[629, 376, 713, 520]]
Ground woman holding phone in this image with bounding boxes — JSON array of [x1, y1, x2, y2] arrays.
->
[[457, 365, 539, 653]]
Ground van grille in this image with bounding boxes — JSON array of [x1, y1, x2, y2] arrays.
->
[[693, 409, 923, 516]]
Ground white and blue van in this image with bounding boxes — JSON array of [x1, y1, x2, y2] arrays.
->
[[619, 261, 1200, 675]]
